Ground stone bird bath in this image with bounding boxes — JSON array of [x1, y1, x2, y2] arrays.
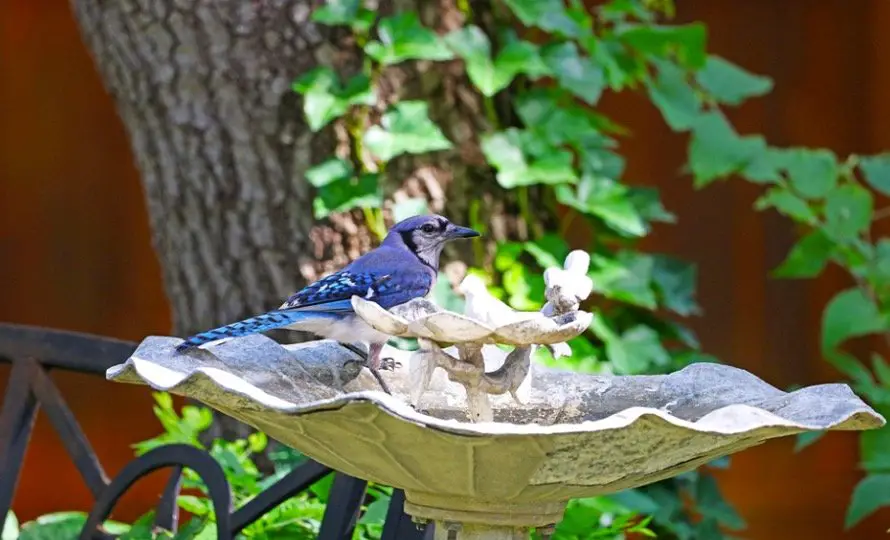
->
[[107, 251, 885, 539]]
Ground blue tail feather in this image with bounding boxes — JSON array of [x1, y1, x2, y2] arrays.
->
[[175, 309, 338, 352]]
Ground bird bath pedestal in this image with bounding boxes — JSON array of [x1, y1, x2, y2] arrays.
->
[[106, 252, 886, 539]]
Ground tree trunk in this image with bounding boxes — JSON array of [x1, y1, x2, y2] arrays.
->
[[71, 0, 524, 438]]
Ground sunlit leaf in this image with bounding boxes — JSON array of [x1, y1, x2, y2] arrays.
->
[[364, 12, 454, 65], [364, 101, 452, 161], [697, 55, 773, 105]]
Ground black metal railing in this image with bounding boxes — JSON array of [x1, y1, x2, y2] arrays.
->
[[0, 323, 432, 539]]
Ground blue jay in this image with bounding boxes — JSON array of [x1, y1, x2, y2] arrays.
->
[[176, 214, 480, 391]]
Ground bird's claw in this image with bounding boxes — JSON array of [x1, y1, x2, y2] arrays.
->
[[379, 357, 401, 371]]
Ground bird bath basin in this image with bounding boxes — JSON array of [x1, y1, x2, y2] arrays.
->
[[106, 252, 886, 539]]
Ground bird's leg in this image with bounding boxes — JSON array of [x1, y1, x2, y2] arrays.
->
[[369, 342, 401, 372], [340, 342, 393, 395]]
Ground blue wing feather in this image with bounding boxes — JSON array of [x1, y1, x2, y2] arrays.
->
[[176, 245, 436, 352]]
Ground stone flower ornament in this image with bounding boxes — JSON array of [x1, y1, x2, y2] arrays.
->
[[107, 250, 886, 538], [349, 250, 594, 420]]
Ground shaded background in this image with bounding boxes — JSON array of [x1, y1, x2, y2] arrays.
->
[[2, 0, 889, 538]]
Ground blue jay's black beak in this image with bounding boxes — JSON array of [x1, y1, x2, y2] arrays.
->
[[448, 225, 481, 239]]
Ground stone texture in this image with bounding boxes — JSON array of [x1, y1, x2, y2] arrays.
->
[[107, 334, 885, 527]]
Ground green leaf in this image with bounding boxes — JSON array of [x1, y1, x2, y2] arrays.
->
[[360, 496, 391, 525], [845, 474, 890, 529], [647, 60, 701, 131], [481, 129, 578, 188], [773, 230, 835, 278], [541, 42, 605, 104], [781, 148, 838, 199], [3, 512, 18, 540], [20, 512, 88, 540], [523, 234, 570, 270], [364, 12, 454, 65], [794, 431, 825, 452], [696, 55, 773, 105], [495, 38, 551, 81], [392, 198, 428, 222], [873, 354, 890, 387], [754, 187, 818, 224], [312, 0, 375, 33], [305, 158, 353, 188], [444, 26, 496, 95], [363, 101, 452, 161], [590, 252, 657, 309], [689, 112, 765, 186], [503, 264, 545, 310], [503, 0, 587, 38], [556, 174, 647, 237], [313, 173, 382, 219], [629, 187, 677, 223], [247, 431, 267, 453], [292, 69, 374, 131], [824, 184, 873, 241], [695, 475, 746, 530], [821, 288, 886, 351], [861, 420, 890, 473], [860, 154, 890, 196], [651, 255, 700, 315], [826, 350, 876, 386], [871, 239, 890, 291], [618, 23, 708, 69], [595, 321, 670, 375]]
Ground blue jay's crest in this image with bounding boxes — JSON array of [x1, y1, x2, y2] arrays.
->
[[176, 214, 479, 354]]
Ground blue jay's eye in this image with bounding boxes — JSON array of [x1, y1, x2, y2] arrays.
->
[[420, 223, 437, 233]]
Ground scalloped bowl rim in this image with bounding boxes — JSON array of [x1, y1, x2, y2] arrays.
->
[[107, 358, 885, 440]]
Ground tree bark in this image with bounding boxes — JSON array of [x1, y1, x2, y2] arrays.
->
[[71, 0, 526, 437]]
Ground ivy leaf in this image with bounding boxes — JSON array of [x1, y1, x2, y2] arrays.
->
[[392, 198, 428, 222], [824, 184, 873, 241], [313, 173, 382, 219], [444, 26, 497, 95], [870, 239, 890, 290], [689, 112, 765, 186], [292, 69, 374, 131], [503, 0, 587, 38], [647, 60, 701, 131], [781, 148, 838, 199], [651, 255, 700, 316], [590, 252, 657, 309], [305, 158, 353, 187], [773, 230, 835, 278], [523, 234, 570, 270], [311, 0, 375, 33], [596, 322, 670, 375], [617, 23, 708, 69], [696, 55, 773, 106], [845, 474, 890, 529], [541, 42, 605, 104], [556, 176, 646, 237], [821, 287, 886, 351], [861, 415, 890, 473], [694, 475, 747, 530], [496, 38, 551, 80], [364, 12, 454, 65], [754, 187, 818, 224], [859, 154, 890, 196], [481, 129, 578, 188], [628, 187, 676, 223], [364, 101, 452, 161], [503, 264, 545, 310]]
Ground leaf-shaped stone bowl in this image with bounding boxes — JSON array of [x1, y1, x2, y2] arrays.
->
[[351, 296, 592, 346], [106, 334, 885, 529]]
